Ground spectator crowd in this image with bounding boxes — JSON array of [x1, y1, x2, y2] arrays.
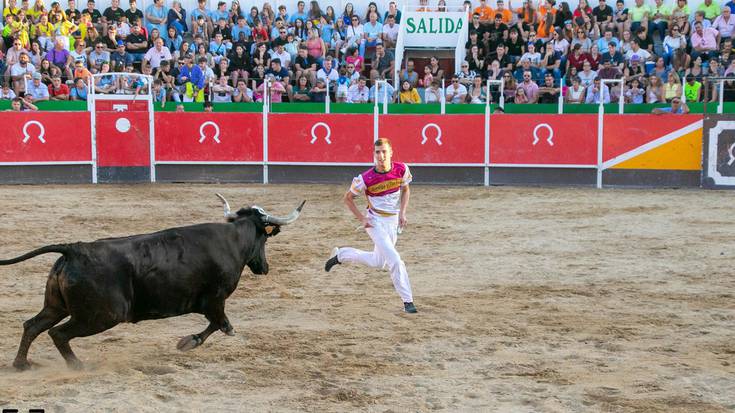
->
[[1, 0, 734, 109]]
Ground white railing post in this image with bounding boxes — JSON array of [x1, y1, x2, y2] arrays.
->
[[325, 78, 330, 113], [441, 79, 446, 114], [558, 77, 564, 114], [718, 79, 725, 114], [263, 78, 270, 184]]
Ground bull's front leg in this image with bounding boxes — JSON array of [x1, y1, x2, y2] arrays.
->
[[176, 300, 233, 352]]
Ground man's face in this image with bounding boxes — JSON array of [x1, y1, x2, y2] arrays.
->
[[696, 24, 703, 34], [374, 143, 392, 168], [523, 72, 532, 82], [672, 99, 681, 109], [376, 45, 384, 55], [324, 60, 331, 70], [359, 79, 366, 88], [112, 0, 119, 7], [407, 61, 414, 72], [298, 1, 304, 11], [545, 75, 553, 85], [20, 54, 28, 64], [11, 100, 21, 111]]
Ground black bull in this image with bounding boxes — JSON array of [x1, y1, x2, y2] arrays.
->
[[0, 195, 305, 371]]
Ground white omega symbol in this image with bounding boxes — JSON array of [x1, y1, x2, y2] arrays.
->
[[199, 121, 221, 143], [728, 142, 735, 166], [421, 123, 442, 145], [310, 122, 331, 144], [22, 120, 46, 144], [532, 123, 554, 146]]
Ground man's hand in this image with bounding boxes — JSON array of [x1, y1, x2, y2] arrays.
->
[[399, 213, 407, 230], [361, 215, 373, 229]]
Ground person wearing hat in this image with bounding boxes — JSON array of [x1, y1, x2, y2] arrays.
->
[[652, 96, 689, 114], [26, 71, 50, 102], [111, 39, 128, 71]]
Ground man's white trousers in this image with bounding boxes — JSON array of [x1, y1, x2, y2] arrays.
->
[[337, 214, 413, 303]]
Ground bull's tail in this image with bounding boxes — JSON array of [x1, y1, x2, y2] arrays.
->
[[0, 244, 71, 266]]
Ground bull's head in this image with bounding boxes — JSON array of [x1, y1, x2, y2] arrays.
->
[[216, 194, 305, 275]]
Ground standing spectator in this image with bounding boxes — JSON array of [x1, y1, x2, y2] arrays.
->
[[446, 75, 467, 103]]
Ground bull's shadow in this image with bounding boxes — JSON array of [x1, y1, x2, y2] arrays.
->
[[0, 194, 305, 371]]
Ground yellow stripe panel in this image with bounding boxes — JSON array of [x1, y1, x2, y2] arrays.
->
[[612, 129, 702, 171]]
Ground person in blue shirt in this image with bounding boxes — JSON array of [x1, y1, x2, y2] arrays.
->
[[209, 1, 229, 24], [652, 97, 690, 114], [232, 15, 251, 42], [289, 1, 308, 25], [178, 54, 205, 102]]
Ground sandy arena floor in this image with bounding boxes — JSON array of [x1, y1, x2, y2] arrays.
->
[[0, 184, 732, 412]]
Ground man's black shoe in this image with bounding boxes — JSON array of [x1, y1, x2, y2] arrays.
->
[[404, 302, 418, 313], [325, 247, 340, 272]]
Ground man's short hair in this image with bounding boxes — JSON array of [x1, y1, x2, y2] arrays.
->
[[375, 137, 392, 148]]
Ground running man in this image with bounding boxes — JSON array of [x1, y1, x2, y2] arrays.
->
[[324, 138, 417, 314]]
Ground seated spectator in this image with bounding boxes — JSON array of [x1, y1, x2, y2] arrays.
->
[[10, 52, 35, 94], [89, 42, 111, 72], [684, 75, 702, 102], [690, 21, 720, 62], [382, 14, 399, 48], [537, 73, 560, 103], [9, 96, 38, 111], [255, 75, 286, 102], [514, 87, 529, 103], [467, 76, 488, 104], [346, 77, 369, 103], [111, 40, 129, 71], [289, 75, 311, 102], [309, 78, 327, 102], [232, 79, 254, 102], [370, 80, 396, 104], [513, 59, 541, 84], [48, 76, 70, 100], [565, 76, 587, 103], [1, 83, 17, 100], [400, 59, 420, 88], [125, 22, 148, 65], [316, 56, 338, 89], [399, 80, 421, 104], [578, 60, 598, 87], [646, 75, 664, 103], [46, 39, 73, 80], [585, 77, 611, 104], [369, 44, 394, 84], [424, 80, 442, 103], [446, 76, 467, 104], [663, 72, 682, 102], [70, 77, 89, 100], [25, 72, 50, 102], [625, 78, 645, 103], [152, 78, 166, 106], [518, 70, 540, 103], [211, 75, 234, 102], [652, 96, 689, 113]]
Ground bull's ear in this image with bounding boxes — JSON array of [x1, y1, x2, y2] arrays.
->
[[265, 225, 281, 237]]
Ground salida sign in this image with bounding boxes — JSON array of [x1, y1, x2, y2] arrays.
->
[[402, 12, 466, 48]]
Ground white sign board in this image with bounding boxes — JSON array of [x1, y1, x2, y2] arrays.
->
[[402, 12, 467, 48]]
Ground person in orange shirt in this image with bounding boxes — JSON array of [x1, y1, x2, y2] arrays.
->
[[495, 0, 514, 24], [474, 0, 494, 22], [73, 60, 92, 82]]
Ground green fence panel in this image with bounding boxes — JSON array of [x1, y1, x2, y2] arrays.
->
[[271, 102, 324, 113]]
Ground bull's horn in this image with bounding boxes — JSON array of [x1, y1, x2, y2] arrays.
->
[[262, 200, 306, 225], [216, 193, 238, 220]]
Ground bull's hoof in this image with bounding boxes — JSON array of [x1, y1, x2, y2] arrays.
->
[[66, 358, 84, 371], [177, 335, 202, 352], [221, 326, 235, 336], [12, 359, 32, 371]]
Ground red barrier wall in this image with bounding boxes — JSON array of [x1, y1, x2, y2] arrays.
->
[[379, 115, 485, 164], [156, 113, 263, 162], [490, 115, 598, 165], [267, 114, 373, 163], [0, 112, 91, 162]]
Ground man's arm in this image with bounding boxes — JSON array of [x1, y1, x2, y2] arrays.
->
[[343, 189, 372, 228], [399, 184, 410, 229]]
